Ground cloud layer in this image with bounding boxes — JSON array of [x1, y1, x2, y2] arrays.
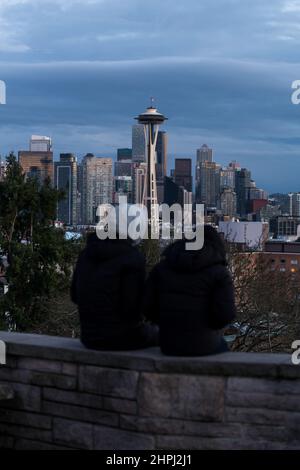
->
[[1, 0, 300, 192]]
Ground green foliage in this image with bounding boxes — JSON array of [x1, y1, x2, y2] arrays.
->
[[0, 153, 82, 331]]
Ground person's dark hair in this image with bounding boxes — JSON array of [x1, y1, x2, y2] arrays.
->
[[203, 225, 227, 263]]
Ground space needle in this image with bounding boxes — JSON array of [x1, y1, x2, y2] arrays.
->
[[135, 99, 168, 237]]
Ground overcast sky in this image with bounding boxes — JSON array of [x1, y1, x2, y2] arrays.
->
[[1, 0, 300, 192]]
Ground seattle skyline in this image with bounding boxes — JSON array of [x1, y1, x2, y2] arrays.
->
[[1, 0, 300, 193]]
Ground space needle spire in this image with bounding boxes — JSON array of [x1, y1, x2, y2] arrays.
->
[[135, 100, 168, 237]]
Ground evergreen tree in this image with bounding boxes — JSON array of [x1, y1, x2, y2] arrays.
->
[[0, 154, 82, 331]]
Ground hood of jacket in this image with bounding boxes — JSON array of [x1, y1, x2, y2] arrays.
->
[[163, 239, 227, 272], [85, 233, 136, 262]]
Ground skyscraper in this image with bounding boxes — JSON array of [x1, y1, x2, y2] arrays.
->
[[289, 193, 300, 217], [220, 188, 237, 218], [114, 177, 133, 204], [132, 162, 147, 204], [174, 158, 192, 192], [114, 160, 132, 178], [195, 144, 213, 202], [55, 153, 77, 225], [117, 148, 132, 161], [132, 125, 146, 163], [156, 131, 168, 181], [82, 154, 113, 225], [220, 167, 236, 190], [196, 144, 212, 164], [19, 136, 54, 184], [235, 168, 251, 217], [199, 162, 221, 208], [30, 135, 52, 152]]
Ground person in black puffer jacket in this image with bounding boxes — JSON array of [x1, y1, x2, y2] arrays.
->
[[71, 233, 158, 350], [143, 225, 236, 356]]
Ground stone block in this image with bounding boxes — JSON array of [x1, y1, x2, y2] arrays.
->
[[43, 387, 103, 409], [120, 414, 242, 438], [102, 397, 137, 415], [93, 425, 155, 450], [0, 409, 51, 429], [0, 383, 14, 401], [156, 435, 288, 450], [18, 357, 62, 373], [225, 406, 300, 428], [79, 365, 139, 399], [0, 382, 41, 412], [42, 400, 119, 427], [14, 439, 73, 450], [53, 418, 93, 449], [0, 435, 14, 449], [61, 362, 77, 376], [138, 373, 224, 421], [0, 422, 52, 442], [226, 391, 300, 412], [30, 372, 77, 390]]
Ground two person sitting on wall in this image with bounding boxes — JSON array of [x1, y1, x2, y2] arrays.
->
[[71, 225, 236, 356]]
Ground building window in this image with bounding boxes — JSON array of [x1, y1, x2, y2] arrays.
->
[[291, 260, 298, 265], [280, 267, 286, 272], [280, 259, 286, 264]]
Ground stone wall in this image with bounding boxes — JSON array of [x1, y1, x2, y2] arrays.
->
[[0, 331, 299, 450]]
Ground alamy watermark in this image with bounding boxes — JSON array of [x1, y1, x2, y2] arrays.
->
[[0, 340, 6, 365], [291, 340, 300, 365], [96, 196, 205, 250], [0, 80, 6, 105], [291, 80, 300, 104]]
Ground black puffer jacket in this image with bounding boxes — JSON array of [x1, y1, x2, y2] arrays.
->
[[71, 234, 146, 348], [144, 228, 236, 356]]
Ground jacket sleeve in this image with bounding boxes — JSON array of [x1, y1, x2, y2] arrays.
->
[[209, 266, 237, 329], [142, 264, 160, 324]]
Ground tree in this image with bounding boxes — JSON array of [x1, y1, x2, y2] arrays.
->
[[0, 154, 82, 331], [226, 244, 300, 353]]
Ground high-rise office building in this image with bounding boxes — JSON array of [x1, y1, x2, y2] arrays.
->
[[235, 168, 251, 217], [163, 176, 192, 208], [19, 141, 54, 185], [82, 154, 113, 225], [289, 193, 300, 217], [132, 125, 146, 163], [174, 158, 192, 192], [114, 160, 133, 203], [114, 176, 133, 204], [196, 144, 213, 164], [132, 162, 147, 204], [30, 135, 52, 152], [114, 160, 132, 177], [228, 160, 241, 170], [54, 153, 78, 225], [248, 186, 268, 201], [117, 148, 132, 161], [76, 163, 84, 225], [199, 162, 221, 208], [156, 131, 168, 181], [220, 167, 236, 190], [195, 144, 213, 203], [220, 188, 237, 218]]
